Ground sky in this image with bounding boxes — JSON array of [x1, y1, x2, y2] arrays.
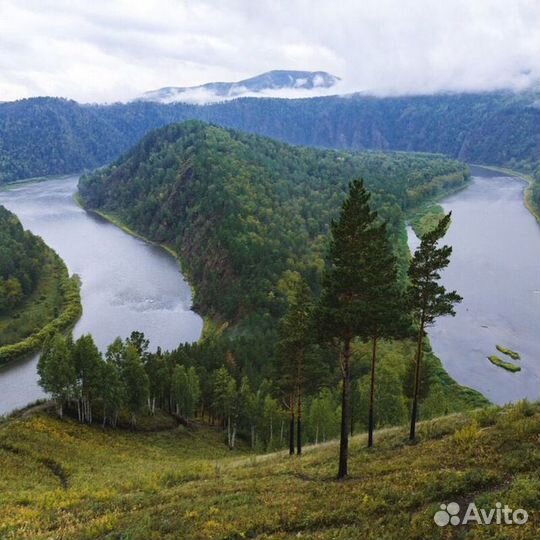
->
[[0, 0, 539, 103]]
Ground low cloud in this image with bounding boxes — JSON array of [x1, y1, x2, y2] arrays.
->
[[0, 0, 538, 103]]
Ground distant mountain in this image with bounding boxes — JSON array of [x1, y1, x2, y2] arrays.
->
[[138, 70, 340, 103]]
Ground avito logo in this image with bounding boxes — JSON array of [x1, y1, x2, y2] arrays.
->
[[434, 502, 528, 526]]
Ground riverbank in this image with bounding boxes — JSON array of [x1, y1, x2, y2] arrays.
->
[[0, 250, 82, 366], [469, 164, 540, 225], [406, 175, 473, 237], [74, 193, 217, 339]]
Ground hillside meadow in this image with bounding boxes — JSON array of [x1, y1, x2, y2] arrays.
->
[[1, 401, 539, 539]]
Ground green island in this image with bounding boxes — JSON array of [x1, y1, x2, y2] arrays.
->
[[496, 344, 521, 361], [488, 355, 521, 373], [0, 206, 82, 365]]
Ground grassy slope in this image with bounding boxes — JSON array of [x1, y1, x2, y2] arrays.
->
[[1, 403, 539, 539]]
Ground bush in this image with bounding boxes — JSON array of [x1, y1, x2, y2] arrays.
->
[[452, 420, 482, 449], [474, 405, 500, 427]]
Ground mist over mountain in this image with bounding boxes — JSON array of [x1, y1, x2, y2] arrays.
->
[[0, 90, 538, 185], [138, 70, 341, 104]]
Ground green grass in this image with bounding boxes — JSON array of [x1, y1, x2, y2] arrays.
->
[[1, 402, 539, 539], [496, 344, 521, 360], [488, 355, 521, 373]]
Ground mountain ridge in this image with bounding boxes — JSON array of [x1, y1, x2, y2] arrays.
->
[[0, 90, 538, 187], [138, 69, 340, 103]]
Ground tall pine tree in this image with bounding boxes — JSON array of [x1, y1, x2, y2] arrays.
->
[[363, 222, 408, 448], [316, 179, 381, 478], [408, 213, 462, 441]]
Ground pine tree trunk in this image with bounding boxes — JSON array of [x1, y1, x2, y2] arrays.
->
[[338, 337, 352, 479], [315, 424, 319, 445], [296, 387, 302, 455], [231, 422, 237, 449], [289, 395, 295, 456], [251, 424, 255, 449], [410, 319, 425, 441], [368, 336, 377, 448]]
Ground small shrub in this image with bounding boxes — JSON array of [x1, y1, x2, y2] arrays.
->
[[474, 406, 500, 427], [452, 420, 482, 449]]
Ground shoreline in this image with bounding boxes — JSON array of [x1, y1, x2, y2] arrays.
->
[[0, 254, 82, 368], [74, 192, 215, 339], [0, 172, 82, 192], [468, 163, 540, 225]]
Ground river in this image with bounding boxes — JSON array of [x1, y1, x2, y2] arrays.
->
[[0, 175, 203, 416], [407, 167, 540, 405], [2, 169, 539, 413]]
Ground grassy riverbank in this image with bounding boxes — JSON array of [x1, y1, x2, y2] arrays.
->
[[406, 174, 473, 237], [73, 192, 179, 259], [0, 250, 81, 366], [1, 401, 539, 539]]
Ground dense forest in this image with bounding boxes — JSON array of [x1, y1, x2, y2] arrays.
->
[[1, 90, 538, 184], [79, 121, 469, 324], [0, 206, 45, 315]]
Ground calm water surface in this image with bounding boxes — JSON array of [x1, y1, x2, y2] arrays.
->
[[2, 169, 539, 413], [408, 167, 540, 404], [0, 175, 202, 415]]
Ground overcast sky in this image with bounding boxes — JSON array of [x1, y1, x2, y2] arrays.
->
[[0, 0, 538, 103]]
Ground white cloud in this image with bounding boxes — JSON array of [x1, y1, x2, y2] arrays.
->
[[0, 0, 538, 103]]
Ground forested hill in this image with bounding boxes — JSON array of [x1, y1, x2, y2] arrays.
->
[[1, 90, 538, 184], [79, 120, 468, 325]]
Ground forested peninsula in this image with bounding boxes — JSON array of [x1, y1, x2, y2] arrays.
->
[[0, 206, 81, 365], [78, 121, 487, 431]]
